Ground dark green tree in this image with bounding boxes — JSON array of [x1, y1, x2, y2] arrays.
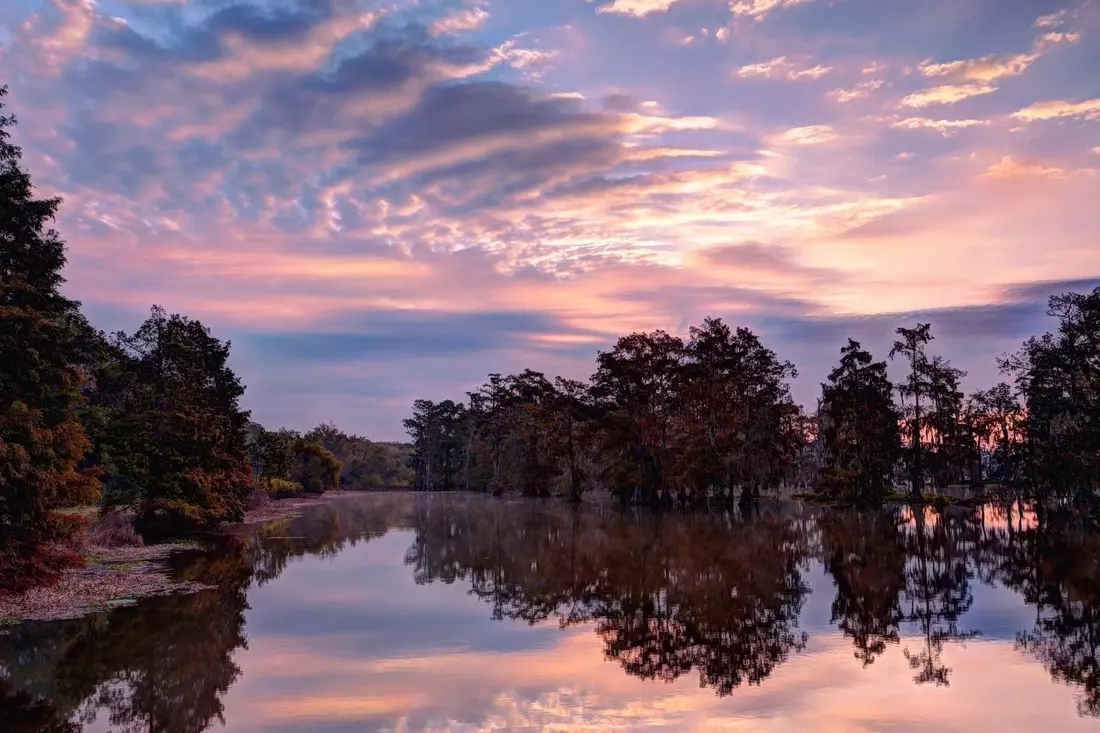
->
[[818, 339, 901, 504], [110, 306, 252, 535], [246, 424, 296, 482], [1002, 288, 1100, 503], [403, 399, 468, 491]]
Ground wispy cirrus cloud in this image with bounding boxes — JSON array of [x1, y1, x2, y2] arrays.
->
[[776, 125, 838, 145], [892, 117, 990, 136], [734, 56, 832, 80], [829, 79, 884, 103], [899, 23, 1079, 108], [431, 5, 489, 36], [1012, 98, 1100, 122], [900, 83, 998, 108]]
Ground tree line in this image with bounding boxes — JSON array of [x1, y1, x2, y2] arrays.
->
[[0, 88, 407, 593], [405, 301, 1099, 509]]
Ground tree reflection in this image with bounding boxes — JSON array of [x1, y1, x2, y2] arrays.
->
[[992, 509, 1100, 717], [406, 498, 812, 697], [819, 509, 907, 666], [899, 506, 979, 686], [0, 678, 80, 733], [3, 494, 1100, 726], [0, 549, 250, 733], [0, 494, 418, 732]]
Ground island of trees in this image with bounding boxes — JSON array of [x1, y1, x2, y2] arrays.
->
[[0, 88, 410, 594], [402, 297, 1091, 508], [403, 293, 1098, 513]]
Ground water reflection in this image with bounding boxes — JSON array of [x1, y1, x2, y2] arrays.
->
[[0, 493, 1099, 731], [406, 503, 813, 696]]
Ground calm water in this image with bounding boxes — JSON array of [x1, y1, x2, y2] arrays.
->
[[2, 493, 1100, 732]]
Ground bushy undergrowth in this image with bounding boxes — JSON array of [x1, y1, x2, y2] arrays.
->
[[86, 511, 144, 548], [254, 478, 304, 500]]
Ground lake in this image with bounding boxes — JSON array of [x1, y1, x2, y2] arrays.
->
[[2, 492, 1099, 732]]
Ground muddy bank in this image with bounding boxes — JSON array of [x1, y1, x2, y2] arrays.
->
[[240, 495, 331, 525], [0, 495, 335, 626]]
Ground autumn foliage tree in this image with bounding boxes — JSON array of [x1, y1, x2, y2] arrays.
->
[[0, 87, 96, 591], [289, 439, 341, 495]]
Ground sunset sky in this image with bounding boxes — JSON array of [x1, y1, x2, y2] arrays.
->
[[2, 0, 1099, 439]]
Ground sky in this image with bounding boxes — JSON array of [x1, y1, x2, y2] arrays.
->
[[2, 0, 1099, 440]]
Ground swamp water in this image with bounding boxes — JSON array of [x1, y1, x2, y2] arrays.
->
[[2, 492, 1099, 732]]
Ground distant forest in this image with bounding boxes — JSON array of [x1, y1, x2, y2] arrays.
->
[[404, 299, 1100, 509], [0, 88, 408, 592]]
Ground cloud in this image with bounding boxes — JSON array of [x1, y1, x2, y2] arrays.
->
[[1012, 98, 1100, 122], [734, 56, 832, 80], [430, 6, 490, 37], [245, 310, 608, 361], [735, 56, 791, 77], [828, 79, 883, 103], [892, 117, 990, 136], [900, 83, 997, 108], [899, 30, 1079, 111], [593, 0, 680, 16], [983, 156, 1065, 180], [789, 64, 833, 80], [776, 125, 838, 145], [492, 39, 559, 76], [730, 0, 817, 20], [1034, 10, 1067, 28], [919, 52, 1039, 83], [699, 242, 848, 285], [1037, 31, 1080, 46], [1003, 277, 1100, 302]]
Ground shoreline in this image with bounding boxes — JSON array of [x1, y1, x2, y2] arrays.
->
[[0, 494, 336, 627]]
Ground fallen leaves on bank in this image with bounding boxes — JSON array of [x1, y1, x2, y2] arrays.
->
[[0, 544, 211, 626]]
